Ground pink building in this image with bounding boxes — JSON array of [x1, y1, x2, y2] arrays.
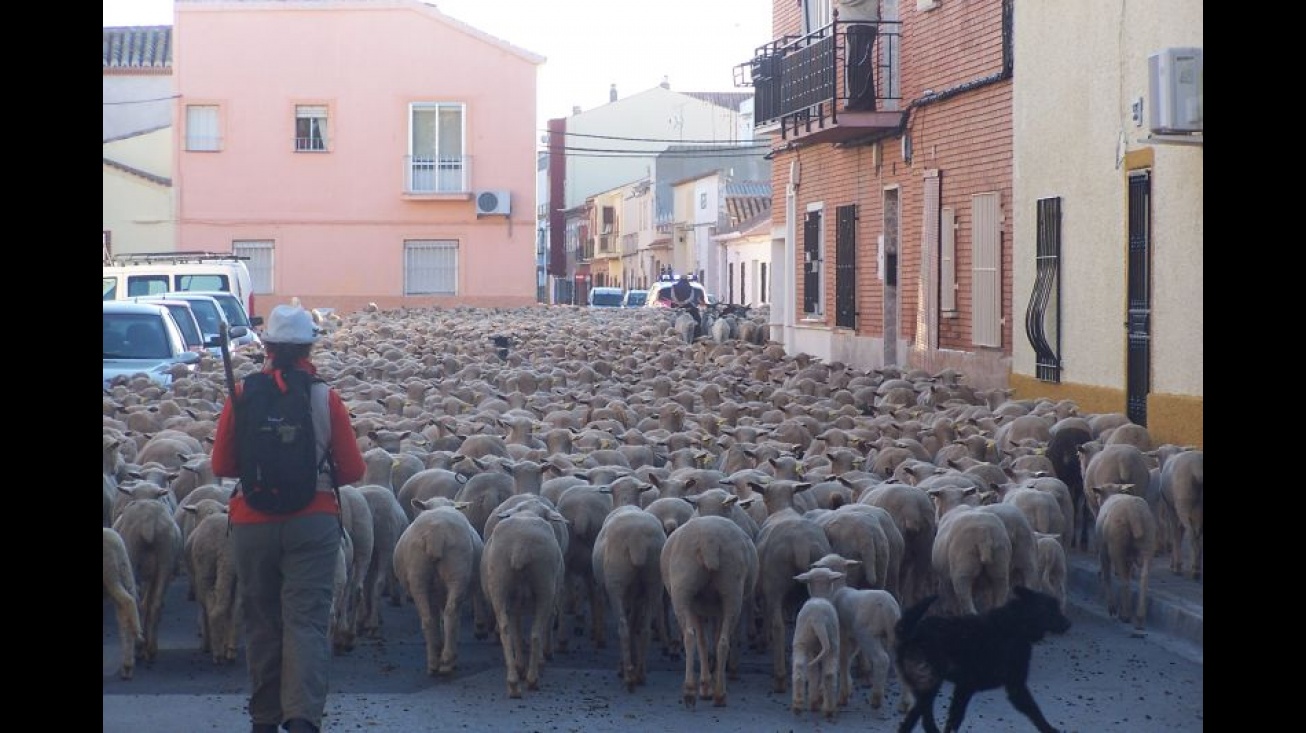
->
[[174, 0, 544, 314]]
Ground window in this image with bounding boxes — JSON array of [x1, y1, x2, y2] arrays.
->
[[1025, 196, 1062, 383], [803, 207, 824, 316], [971, 192, 1002, 348], [404, 240, 458, 295], [185, 105, 221, 151], [941, 207, 957, 313], [760, 261, 768, 303], [234, 240, 275, 294], [804, 0, 833, 34], [408, 103, 466, 193], [295, 105, 328, 151]]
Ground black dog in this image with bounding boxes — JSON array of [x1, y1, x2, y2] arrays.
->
[[895, 585, 1071, 733]]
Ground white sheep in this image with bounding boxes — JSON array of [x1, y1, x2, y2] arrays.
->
[[334, 484, 375, 654], [1093, 483, 1158, 634], [103, 526, 143, 680], [1033, 531, 1068, 611], [357, 483, 411, 637], [182, 499, 240, 664], [930, 502, 1012, 615], [799, 558, 904, 713], [591, 505, 668, 692], [112, 488, 183, 663], [754, 503, 833, 693], [479, 508, 566, 698], [1158, 449, 1203, 580], [659, 514, 759, 709], [789, 594, 841, 720], [554, 484, 614, 652], [859, 482, 937, 610], [393, 497, 484, 675]]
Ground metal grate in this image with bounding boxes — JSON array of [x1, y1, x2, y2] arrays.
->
[[835, 204, 857, 328], [1026, 197, 1062, 382], [1126, 172, 1151, 425]]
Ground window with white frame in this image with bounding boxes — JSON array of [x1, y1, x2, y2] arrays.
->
[[185, 105, 221, 151], [404, 240, 458, 295], [408, 103, 466, 193], [295, 105, 328, 151], [804, 0, 833, 34], [233, 240, 274, 294]]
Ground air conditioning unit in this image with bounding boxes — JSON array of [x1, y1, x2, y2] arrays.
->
[[1148, 47, 1203, 134], [475, 190, 511, 216]]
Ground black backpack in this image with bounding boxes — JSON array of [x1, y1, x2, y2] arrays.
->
[[235, 369, 335, 514]]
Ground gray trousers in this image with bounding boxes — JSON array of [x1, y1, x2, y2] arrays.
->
[[233, 512, 341, 728]]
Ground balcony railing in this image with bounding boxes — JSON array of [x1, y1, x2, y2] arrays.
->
[[736, 19, 902, 142], [405, 155, 470, 194]]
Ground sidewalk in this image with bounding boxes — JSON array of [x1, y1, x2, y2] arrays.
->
[[1064, 549, 1203, 664]]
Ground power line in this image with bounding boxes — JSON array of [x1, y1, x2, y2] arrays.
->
[[103, 94, 181, 106]]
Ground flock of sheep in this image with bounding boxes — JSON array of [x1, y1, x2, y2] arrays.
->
[[102, 302, 1204, 720]]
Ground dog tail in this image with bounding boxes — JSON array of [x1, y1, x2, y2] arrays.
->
[[897, 595, 937, 639]]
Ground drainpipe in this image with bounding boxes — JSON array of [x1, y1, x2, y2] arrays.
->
[[781, 158, 800, 347]]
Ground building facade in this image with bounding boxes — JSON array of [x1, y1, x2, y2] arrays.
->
[[173, 0, 544, 314]]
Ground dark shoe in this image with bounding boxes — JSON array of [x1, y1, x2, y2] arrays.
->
[[283, 720, 319, 733], [251, 725, 278, 733]]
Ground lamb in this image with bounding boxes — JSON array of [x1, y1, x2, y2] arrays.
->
[[788, 594, 842, 720], [659, 514, 759, 708], [112, 488, 183, 663], [393, 496, 484, 675], [591, 505, 668, 692], [1093, 483, 1158, 634], [103, 526, 143, 680], [801, 557, 904, 713], [479, 507, 566, 698], [182, 499, 240, 664], [1158, 449, 1203, 580]]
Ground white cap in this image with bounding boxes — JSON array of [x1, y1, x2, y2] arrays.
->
[[262, 304, 319, 344]]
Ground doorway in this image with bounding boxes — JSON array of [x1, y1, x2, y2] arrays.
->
[[883, 187, 900, 367]]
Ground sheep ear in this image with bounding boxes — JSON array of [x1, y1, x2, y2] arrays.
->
[[723, 495, 739, 506], [794, 571, 813, 582]]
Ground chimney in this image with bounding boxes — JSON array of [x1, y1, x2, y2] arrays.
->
[[572, 105, 582, 116], [609, 83, 618, 102], [660, 75, 670, 90]]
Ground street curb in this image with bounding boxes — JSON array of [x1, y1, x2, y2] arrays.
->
[[1064, 556, 1202, 663]]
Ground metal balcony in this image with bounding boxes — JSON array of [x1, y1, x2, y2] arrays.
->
[[735, 19, 904, 146]]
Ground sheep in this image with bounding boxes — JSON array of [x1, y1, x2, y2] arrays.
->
[[645, 495, 695, 537], [788, 594, 841, 720], [1033, 531, 1068, 612], [1045, 417, 1094, 549], [393, 497, 484, 675], [357, 484, 411, 636], [554, 484, 614, 651], [659, 514, 759, 709], [112, 488, 183, 663], [182, 499, 240, 664], [103, 526, 143, 680], [1092, 483, 1158, 634], [800, 557, 904, 712], [1080, 443, 1152, 534], [334, 484, 375, 653], [397, 468, 470, 522], [591, 505, 668, 692], [811, 505, 887, 591], [753, 501, 833, 692], [859, 481, 936, 609], [479, 508, 566, 698], [1158, 449, 1203, 581], [974, 497, 1041, 592], [930, 501, 1012, 616]]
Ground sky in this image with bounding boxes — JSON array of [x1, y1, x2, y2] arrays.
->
[[103, 0, 773, 134]]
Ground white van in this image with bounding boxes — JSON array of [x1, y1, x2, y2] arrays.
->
[[103, 252, 259, 320]]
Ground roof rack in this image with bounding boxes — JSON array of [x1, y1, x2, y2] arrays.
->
[[111, 251, 250, 266]]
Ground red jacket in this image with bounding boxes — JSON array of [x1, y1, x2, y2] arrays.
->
[[211, 358, 366, 524]]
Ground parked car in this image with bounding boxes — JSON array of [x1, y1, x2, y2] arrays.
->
[[172, 289, 264, 348], [646, 275, 707, 308], [587, 287, 625, 308], [102, 252, 257, 321], [132, 297, 212, 353], [103, 301, 201, 387], [622, 289, 648, 308], [156, 292, 254, 351]]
